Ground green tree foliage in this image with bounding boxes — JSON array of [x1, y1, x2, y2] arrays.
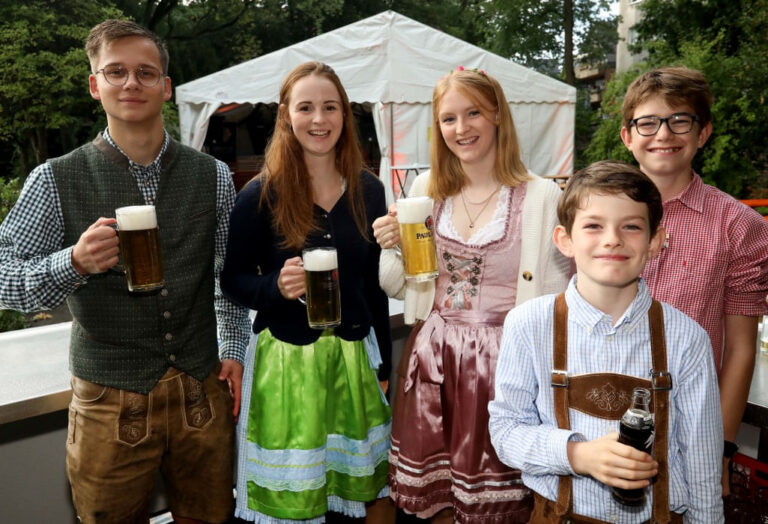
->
[[0, 0, 121, 178], [0, 176, 25, 332], [586, 0, 768, 198], [484, 0, 617, 84]]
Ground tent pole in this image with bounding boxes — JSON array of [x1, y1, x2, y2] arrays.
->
[[389, 103, 395, 167]]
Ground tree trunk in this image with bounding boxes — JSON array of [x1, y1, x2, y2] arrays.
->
[[31, 127, 48, 165], [563, 0, 575, 85]]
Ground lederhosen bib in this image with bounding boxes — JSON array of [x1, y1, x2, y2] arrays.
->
[[530, 293, 683, 524]]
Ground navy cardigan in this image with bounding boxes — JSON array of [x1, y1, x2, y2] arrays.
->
[[221, 171, 391, 380]]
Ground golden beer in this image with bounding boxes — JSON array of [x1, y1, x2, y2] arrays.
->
[[115, 206, 165, 292], [302, 247, 341, 329], [397, 197, 438, 281]]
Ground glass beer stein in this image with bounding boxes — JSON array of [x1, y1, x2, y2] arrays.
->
[[115, 205, 165, 292], [301, 247, 341, 329], [396, 196, 438, 281]]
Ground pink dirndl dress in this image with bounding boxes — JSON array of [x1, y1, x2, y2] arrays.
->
[[388, 184, 533, 523]]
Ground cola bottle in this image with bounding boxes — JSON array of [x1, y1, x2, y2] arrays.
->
[[611, 387, 654, 506]]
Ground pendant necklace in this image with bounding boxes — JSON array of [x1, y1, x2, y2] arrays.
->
[[460, 184, 501, 228]]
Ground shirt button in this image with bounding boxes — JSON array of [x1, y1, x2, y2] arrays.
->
[[160, 288, 168, 297], [322, 213, 328, 219], [163, 311, 171, 319], [169, 354, 176, 362], [165, 332, 173, 341]]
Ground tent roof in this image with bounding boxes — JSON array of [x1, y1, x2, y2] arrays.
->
[[175, 10, 575, 107]]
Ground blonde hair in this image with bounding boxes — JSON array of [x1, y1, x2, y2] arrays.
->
[[428, 69, 530, 199]]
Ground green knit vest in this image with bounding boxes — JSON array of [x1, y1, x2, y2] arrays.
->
[[50, 135, 219, 394]]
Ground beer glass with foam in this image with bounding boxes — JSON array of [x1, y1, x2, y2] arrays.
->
[[115, 205, 165, 292], [396, 196, 438, 281], [302, 247, 341, 329]]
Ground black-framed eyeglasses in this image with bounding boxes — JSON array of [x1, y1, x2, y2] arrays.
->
[[95, 66, 164, 87], [629, 113, 699, 136]]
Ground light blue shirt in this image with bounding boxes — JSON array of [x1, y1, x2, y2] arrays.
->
[[489, 277, 724, 523]]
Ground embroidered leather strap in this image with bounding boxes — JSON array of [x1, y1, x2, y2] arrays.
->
[[551, 294, 673, 523]]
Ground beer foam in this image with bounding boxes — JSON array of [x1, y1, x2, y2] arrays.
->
[[396, 196, 433, 224], [303, 249, 337, 271], [116, 205, 158, 231]]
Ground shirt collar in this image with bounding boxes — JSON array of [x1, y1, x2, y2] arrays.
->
[[102, 128, 169, 171], [564, 276, 653, 332], [664, 170, 705, 214]]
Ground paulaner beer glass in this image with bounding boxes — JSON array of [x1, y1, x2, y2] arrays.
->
[[397, 196, 438, 281], [115, 205, 165, 292], [302, 247, 341, 329]]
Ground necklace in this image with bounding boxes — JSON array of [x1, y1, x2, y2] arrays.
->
[[460, 184, 501, 228]]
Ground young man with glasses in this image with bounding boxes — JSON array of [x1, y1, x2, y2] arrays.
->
[[0, 19, 251, 523], [620, 66, 768, 497]]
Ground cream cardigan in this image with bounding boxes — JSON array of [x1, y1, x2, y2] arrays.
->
[[380, 171, 572, 324]]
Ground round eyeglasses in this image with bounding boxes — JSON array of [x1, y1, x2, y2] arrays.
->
[[95, 66, 164, 88], [629, 113, 699, 136]]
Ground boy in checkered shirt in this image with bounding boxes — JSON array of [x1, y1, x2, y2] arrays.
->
[[619, 66, 768, 494]]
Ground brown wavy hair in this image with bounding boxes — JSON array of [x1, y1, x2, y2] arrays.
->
[[86, 19, 169, 74], [257, 62, 368, 251], [621, 66, 713, 128], [429, 69, 530, 200], [557, 160, 662, 236]]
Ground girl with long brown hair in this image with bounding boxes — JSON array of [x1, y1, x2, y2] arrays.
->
[[221, 62, 393, 523], [374, 68, 572, 523]]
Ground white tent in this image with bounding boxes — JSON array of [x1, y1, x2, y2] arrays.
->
[[176, 10, 576, 202]]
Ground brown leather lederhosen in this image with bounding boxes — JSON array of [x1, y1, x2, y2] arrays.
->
[[531, 293, 683, 524]]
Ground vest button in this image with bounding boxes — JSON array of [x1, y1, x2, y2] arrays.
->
[[169, 354, 176, 362], [324, 233, 331, 239], [163, 311, 171, 319], [165, 332, 173, 341], [160, 288, 169, 297]]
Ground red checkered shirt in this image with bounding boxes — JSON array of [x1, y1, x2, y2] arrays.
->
[[642, 173, 768, 369]]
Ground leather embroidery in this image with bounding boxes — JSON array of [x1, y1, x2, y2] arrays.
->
[[183, 374, 212, 429], [586, 383, 631, 413], [118, 392, 149, 445]]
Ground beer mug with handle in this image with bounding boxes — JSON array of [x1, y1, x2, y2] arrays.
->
[[396, 196, 438, 281], [115, 205, 165, 292], [301, 247, 341, 329]]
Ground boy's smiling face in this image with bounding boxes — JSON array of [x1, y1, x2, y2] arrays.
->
[[621, 97, 711, 185], [554, 192, 664, 303]]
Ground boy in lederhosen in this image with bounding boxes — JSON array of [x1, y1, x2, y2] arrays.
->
[[489, 160, 723, 523]]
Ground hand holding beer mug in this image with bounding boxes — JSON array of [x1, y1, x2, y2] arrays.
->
[[301, 247, 341, 329], [115, 205, 165, 292], [396, 197, 438, 281]]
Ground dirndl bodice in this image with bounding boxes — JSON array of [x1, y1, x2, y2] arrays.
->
[[390, 183, 534, 523]]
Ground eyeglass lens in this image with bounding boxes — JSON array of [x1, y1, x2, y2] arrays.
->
[[633, 114, 696, 136], [100, 66, 162, 87]]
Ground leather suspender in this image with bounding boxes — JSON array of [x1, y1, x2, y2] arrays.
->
[[550, 293, 673, 523]]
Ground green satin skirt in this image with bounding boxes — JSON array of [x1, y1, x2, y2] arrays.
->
[[235, 328, 391, 522]]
